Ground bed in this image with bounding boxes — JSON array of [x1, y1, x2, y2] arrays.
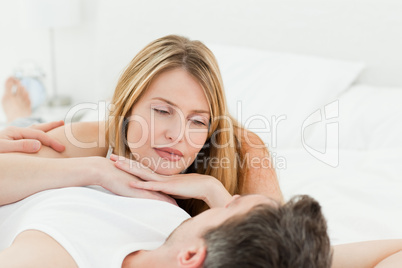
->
[[1, 41, 401, 248], [207, 44, 402, 245]]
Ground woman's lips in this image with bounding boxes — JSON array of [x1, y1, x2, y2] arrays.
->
[[154, 148, 183, 162]]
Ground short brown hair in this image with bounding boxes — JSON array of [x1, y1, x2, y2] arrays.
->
[[202, 195, 332, 268]]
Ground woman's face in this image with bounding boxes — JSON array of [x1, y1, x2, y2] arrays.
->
[[126, 68, 211, 175]]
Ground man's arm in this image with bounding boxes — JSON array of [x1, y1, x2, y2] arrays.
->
[[0, 230, 78, 268], [332, 240, 402, 268]]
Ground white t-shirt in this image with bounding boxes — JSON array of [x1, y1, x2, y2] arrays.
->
[[0, 186, 190, 268]]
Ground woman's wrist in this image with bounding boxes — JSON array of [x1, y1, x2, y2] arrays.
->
[[57, 157, 103, 187], [202, 176, 232, 208], [82, 156, 107, 187]]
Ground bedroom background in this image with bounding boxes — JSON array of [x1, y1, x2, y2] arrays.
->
[[1, 0, 402, 101], [0, 0, 401, 245]]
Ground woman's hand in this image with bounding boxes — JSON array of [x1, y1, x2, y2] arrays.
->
[[110, 154, 232, 208], [0, 121, 66, 153], [92, 156, 177, 206]]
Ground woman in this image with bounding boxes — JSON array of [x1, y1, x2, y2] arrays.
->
[[0, 35, 283, 215]]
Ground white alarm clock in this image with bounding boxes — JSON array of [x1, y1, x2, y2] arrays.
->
[[14, 61, 47, 110]]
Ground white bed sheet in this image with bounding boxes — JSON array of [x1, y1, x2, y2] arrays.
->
[[276, 82, 402, 245], [278, 147, 402, 245]]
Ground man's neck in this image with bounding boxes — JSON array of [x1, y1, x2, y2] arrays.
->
[[122, 250, 149, 268], [122, 245, 176, 267]]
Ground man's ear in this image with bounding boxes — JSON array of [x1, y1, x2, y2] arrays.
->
[[177, 246, 207, 268]]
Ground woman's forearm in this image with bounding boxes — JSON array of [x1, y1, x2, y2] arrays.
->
[[0, 155, 98, 206], [202, 177, 233, 208]]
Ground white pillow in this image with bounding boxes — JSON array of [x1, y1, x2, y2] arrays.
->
[[303, 84, 402, 150], [207, 44, 365, 150]]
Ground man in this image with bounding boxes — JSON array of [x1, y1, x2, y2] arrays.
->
[[0, 185, 332, 268]]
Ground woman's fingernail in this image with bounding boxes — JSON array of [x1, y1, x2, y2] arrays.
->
[[110, 154, 120, 161], [32, 141, 41, 151]]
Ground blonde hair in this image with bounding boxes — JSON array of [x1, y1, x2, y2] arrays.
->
[[107, 35, 263, 215]]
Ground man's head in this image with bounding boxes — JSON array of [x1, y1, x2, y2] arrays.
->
[[133, 195, 332, 268], [202, 195, 333, 268]]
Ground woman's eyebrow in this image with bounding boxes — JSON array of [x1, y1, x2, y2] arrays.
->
[[151, 97, 210, 114]]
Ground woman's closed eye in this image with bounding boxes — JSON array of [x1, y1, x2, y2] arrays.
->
[[152, 108, 171, 115], [191, 119, 207, 126], [152, 106, 209, 127], [189, 115, 210, 127]]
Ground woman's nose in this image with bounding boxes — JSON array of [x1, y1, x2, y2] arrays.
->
[[165, 115, 185, 143]]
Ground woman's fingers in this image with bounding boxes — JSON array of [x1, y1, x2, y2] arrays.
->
[[129, 179, 197, 200], [30, 120, 64, 132], [30, 121, 65, 152], [12, 127, 65, 153], [0, 139, 41, 153], [0, 126, 65, 153], [129, 180, 165, 192], [113, 156, 165, 182], [130, 180, 184, 200], [109, 153, 120, 162]]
